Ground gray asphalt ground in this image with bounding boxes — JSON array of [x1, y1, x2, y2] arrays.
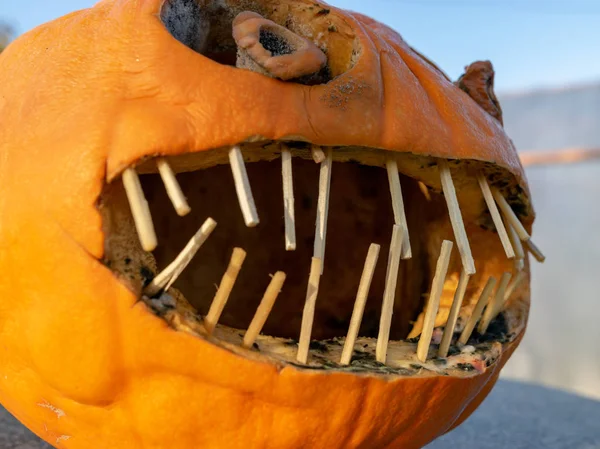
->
[[1, 380, 598, 448]]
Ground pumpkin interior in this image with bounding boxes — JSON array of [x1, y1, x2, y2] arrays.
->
[[100, 144, 523, 376]]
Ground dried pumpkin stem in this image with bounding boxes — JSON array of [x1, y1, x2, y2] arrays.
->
[[204, 248, 247, 335], [376, 225, 404, 364], [458, 276, 497, 345], [477, 172, 515, 259], [281, 147, 296, 251], [340, 243, 381, 365], [438, 160, 476, 275], [242, 272, 287, 349], [386, 159, 412, 259], [297, 257, 323, 364], [233, 11, 327, 81], [417, 240, 453, 362], [122, 167, 158, 252], [157, 158, 191, 217], [438, 269, 470, 358]]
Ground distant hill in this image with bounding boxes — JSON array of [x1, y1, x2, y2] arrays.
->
[[500, 82, 600, 151], [497, 81, 600, 400]]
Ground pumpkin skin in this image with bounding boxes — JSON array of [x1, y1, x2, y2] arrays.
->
[[0, 0, 533, 448]]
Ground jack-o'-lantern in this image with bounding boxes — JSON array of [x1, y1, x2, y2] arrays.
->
[[0, 0, 542, 447]]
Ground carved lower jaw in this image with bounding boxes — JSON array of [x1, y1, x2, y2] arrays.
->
[[99, 143, 533, 378]]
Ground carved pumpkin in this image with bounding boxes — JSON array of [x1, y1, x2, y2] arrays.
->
[[0, 0, 539, 448]]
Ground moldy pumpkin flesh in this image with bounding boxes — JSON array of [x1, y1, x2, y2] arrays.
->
[[0, 0, 540, 448]]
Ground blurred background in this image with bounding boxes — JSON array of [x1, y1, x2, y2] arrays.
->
[[1, 0, 599, 401]]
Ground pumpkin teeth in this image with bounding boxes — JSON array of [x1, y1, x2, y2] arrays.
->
[[108, 146, 538, 370], [144, 217, 218, 297]]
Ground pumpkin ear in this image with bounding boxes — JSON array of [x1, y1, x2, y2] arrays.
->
[[455, 60, 504, 125], [161, 0, 210, 53]]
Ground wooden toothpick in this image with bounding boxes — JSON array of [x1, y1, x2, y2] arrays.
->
[[144, 217, 217, 296], [297, 258, 323, 364], [492, 187, 545, 263], [458, 276, 497, 345], [525, 239, 546, 263], [438, 269, 470, 358], [122, 167, 158, 252], [505, 219, 525, 271], [417, 240, 454, 362], [313, 150, 332, 274], [281, 147, 296, 251], [242, 272, 287, 349], [157, 158, 191, 216], [340, 244, 381, 365], [311, 145, 326, 164], [504, 270, 527, 303], [438, 160, 476, 275], [491, 187, 529, 241], [204, 248, 247, 335], [376, 225, 404, 364], [477, 172, 515, 259], [386, 159, 412, 259], [478, 272, 511, 335], [229, 145, 259, 227]]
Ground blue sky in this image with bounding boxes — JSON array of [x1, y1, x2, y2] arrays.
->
[[2, 0, 599, 93]]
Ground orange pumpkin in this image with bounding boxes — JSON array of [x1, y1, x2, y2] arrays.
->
[[0, 0, 537, 448]]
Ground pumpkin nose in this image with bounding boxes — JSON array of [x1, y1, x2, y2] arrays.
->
[[233, 11, 328, 81]]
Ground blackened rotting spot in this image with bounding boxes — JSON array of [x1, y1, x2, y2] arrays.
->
[[448, 345, 461, 356], [474, 313, 509, 344], [328, 25, 337, 32], [253, 343, 260, 350], [139, 266, 155, 286], [309, 341, 329, 352], [161, 0, 209, 53], [432, 357, 447, 366], [259, 29, 294, 56], [285, 141, 311, 150], [407, 336, 420, 344], [302, 194, 313, 210], [316, 8, 331, 16], [124, 257, 132, 265], [291, 362, 328, 371], [284, 338, 298, 346], [363, 344, 369, 348], [456, 363, 475, 372]]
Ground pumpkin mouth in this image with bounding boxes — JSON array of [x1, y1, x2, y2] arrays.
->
[[99, 142, 536, 376]]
